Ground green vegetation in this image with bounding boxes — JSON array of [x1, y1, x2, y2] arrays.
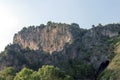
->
[[98, 37, 120, 80], [0, 67, 16, 80], [14, 68, 34, 80], [0, 65, 73, 80], [22, 27, 27, 32], [67, 60, 95, 79], [97, 52, 120, 80], [107, 36, 120, 47], [36, 65, 73, 80]]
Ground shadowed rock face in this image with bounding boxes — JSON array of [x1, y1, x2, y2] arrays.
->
[[13, 22, 74, 54], [97, 60, 109, 76]]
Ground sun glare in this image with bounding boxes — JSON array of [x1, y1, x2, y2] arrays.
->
[[0, 7, 17, 28], [0, 5, 18, 51]]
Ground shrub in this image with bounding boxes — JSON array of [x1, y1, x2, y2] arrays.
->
[[0, 67, 16, 80], [14, 67, 33, 80]]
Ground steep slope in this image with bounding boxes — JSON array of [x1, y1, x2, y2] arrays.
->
[[13, 22, 74, 53], [1, 22, 120, 80], [97, 37, 120, 80]]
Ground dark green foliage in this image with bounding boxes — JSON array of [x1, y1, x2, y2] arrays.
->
[[37, 65, 73, 80], [14, 67, 34, 80], [47, 21, 52, 26], [22, 27, 27, 32], [71, 23, 79, 28], [108, 36, 120, 46], [97, 69, 115, 80], [67, 60, 95, 80], [97, 60, 120, 80], [14, 65, 73, 80], [98, 23, 103, 27], [26, 46, 31, 50], [0, 67, 16, 80], [97, 36, 120, 80]]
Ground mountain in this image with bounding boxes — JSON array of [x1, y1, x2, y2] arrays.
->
[[1, 21, 120, 80], [97, 36, 120, 80]]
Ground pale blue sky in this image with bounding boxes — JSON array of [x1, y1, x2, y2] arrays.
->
[[0, 0, 120, 51]]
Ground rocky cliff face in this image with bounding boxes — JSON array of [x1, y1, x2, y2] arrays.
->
[[82, 24, 120, 69], [1, 22, 120, 80], [97, 36, 120, 80], [13, 22, 76, 54]]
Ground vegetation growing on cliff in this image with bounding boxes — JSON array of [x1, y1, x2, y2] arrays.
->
[[1, 22, 120, 80], [97, 37, 120, 80]]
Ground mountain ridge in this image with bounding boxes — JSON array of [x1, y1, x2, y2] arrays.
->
[[1, 22, 120, 80]]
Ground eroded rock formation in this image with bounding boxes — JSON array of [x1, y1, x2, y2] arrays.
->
[[13, 22, 75, 53]]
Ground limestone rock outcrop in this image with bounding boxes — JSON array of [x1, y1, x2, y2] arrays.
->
[[13, 22, 79, 53]]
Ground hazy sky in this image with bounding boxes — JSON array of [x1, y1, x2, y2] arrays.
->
[[0, 0, 120, 51]]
